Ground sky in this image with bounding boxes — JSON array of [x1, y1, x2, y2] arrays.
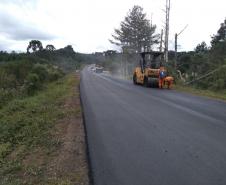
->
[[0, 0, 225, 53]]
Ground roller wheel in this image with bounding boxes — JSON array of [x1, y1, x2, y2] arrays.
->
[[144, 77, 149, 87], [133, 74, 137, 85]]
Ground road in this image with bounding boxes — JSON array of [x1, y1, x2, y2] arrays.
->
[[80, 67, 226, 185]]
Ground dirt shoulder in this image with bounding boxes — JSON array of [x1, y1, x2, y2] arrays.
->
[[48, 114, 89, 184], [45, 74, 89, 185]]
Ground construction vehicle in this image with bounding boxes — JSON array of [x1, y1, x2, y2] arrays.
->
[[133, 51, 174, 89]]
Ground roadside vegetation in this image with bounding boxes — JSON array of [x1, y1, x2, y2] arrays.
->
[[174, 84, 226, 101], [0, 41, 89, 185], [0, 60, 64, 108], [167, 18, 226, 99]]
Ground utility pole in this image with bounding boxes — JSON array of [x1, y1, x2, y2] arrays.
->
[[164, 0, 170, 63], [150, 13, 153, 28], [175, 33, 178, 68], [174, 24, 188, 69], [160, 29, 163, 52]]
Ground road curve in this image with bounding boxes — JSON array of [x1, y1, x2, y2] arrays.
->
[[80, 67, 226, 185]]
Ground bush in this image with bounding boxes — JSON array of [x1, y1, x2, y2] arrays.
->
[[211, 78, 225, 90], [196, 80, 209, 89], [31, 63, 48, 82], [47, 66, 64, 81], [25, 73, 41, 95]]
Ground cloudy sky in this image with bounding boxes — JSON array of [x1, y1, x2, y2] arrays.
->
[[0, 0, 225, 53]]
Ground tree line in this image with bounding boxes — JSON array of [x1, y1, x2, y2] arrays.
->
[[175, 18, 226, 90], [0, 40, 86, 107]]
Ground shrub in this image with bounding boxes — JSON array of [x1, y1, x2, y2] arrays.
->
[[47, 66, 64, 81], [25, 73, 41, 95], [31, 63, 48, 82], [211, 79, 225, 90]]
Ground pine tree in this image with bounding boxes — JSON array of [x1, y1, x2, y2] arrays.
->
[[211, 18, 226, 47], [195, 42, 208, 53], [110, 5, 159, 53]]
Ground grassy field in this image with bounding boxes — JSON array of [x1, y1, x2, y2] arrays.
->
[[0, 73, 89, 185], [174, 84, 226, 102]]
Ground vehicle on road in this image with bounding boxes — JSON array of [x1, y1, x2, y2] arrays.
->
[[95, 66, 104, 73], [133, 51, 174, 89]]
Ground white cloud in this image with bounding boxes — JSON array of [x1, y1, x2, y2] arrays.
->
[[0, 0, 225, 52]]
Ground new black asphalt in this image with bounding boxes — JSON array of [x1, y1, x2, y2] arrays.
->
[[80, 67, 226, 185]]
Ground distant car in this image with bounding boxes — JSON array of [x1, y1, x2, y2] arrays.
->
[[89, 65, 96, 72], [95, 67, 103, 73]]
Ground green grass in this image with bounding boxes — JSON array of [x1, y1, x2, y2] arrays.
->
[[174, 84, 226, 101], [0, 73, 79, 185]]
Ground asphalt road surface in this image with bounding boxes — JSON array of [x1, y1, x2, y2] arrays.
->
[[80, 67, 226, 185]]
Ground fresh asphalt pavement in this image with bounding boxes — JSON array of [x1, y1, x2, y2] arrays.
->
[[80, 66, 226, 185]]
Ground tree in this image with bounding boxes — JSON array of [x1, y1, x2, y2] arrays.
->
[[46, 44, 56, 51], [63, 45, 74, 53], [104, 50, 117, 57], [210, 18, 226, 65], [211, 18, 226, 47], [27, 40, 43, 53], [110, 5, 159, 53], [195, 42, 208, 53]]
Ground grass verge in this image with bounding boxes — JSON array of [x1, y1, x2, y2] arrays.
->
[[174, 84, 226, 101], [0, 73, 89, 185]]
